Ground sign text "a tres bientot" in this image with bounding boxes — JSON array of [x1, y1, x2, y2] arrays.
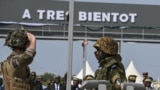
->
[[22, 9, 137, 23]]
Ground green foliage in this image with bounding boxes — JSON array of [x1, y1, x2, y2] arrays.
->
[[37, 72, 55, 86], [36, 72, 66, 86]]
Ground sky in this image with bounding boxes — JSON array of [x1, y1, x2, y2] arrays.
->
[[1, 38, 160, 81], [1, 0, 160, 81]]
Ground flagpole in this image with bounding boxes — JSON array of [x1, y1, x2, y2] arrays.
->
[[82, 39, 88, 80]]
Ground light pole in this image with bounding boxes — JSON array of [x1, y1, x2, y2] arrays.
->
[[82, 39, 88, 79], [66, 0, 74, 90]]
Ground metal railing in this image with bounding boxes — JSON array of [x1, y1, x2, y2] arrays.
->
[[1, 24, 160, 43]]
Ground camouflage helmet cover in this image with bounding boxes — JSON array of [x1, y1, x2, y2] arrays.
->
[[94, 37, 118, 55], [4, 29, 29, 48]]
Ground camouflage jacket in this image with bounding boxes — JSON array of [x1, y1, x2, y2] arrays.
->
[[0, 48, 36, 90], [95, 54, 127, 90]]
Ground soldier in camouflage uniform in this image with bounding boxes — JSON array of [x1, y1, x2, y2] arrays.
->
[[0, 29, 36, 90], [94, 37, 127, 90]]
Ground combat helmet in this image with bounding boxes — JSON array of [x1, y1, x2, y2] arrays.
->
[[94, 37, 118, 55], [4, 29, 29, 49]]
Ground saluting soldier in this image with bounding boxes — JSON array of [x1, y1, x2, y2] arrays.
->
[[0, 29, 36, 90], [94, 37, 127, 90]]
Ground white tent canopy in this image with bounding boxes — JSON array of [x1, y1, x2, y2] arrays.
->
[[76, 60, 95, 79], [125, 60, 143, 83]]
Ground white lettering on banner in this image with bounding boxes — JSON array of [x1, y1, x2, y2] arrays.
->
[[102, 12, 110, 22], [119, 13, 128, 22], [56, 11, 65, 20], [46, 10, 55, 20], [129, 13, 137, 23], [93, 12, 101, 21], [88, 12, 92, 21], [37, 9, 65, 20], [22, 9, 31, 19], [111, 12, 119, 22], [79, 11, 87, 21], [37, 10, 45, 19], [79, 11, 137, 23], [21, 9, 137, 23]]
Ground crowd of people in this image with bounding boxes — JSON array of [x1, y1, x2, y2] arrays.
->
[[127, 72, 155, 89], [0, 28, 158, 90]]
